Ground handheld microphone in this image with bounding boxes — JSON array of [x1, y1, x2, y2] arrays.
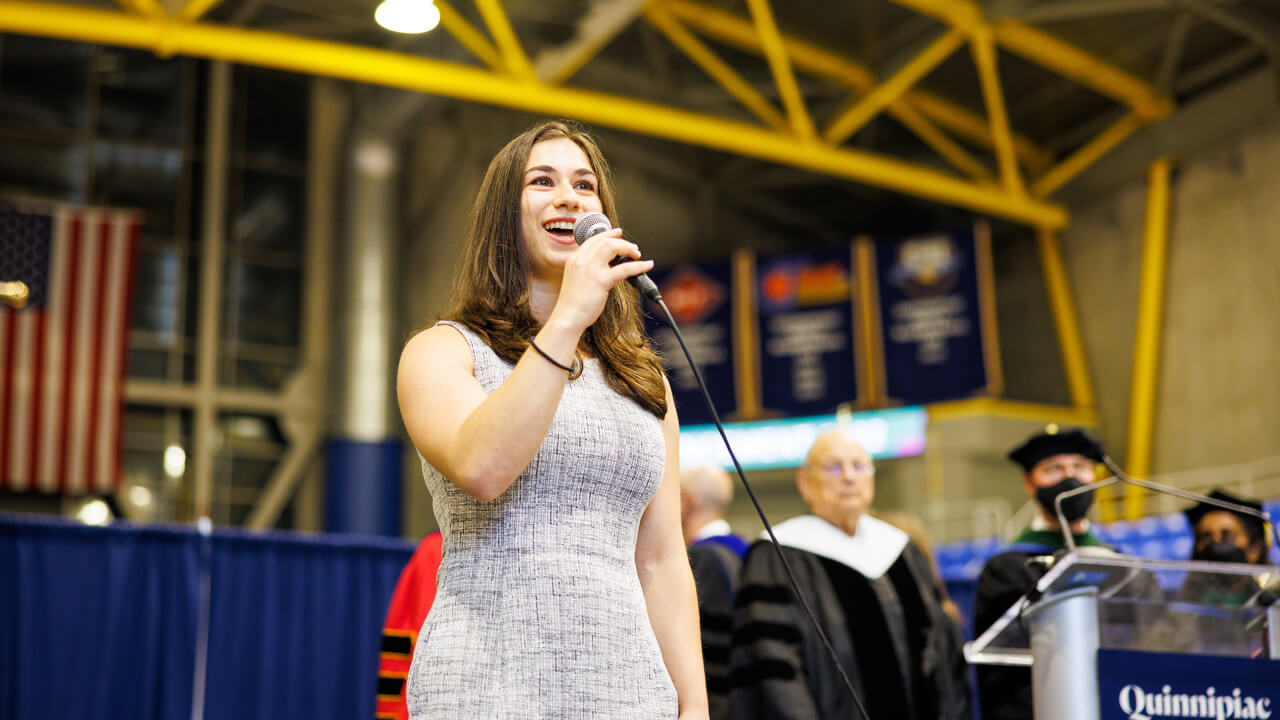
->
[[572, 212, 662, 303]]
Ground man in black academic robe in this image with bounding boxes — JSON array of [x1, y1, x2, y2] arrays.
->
[[728, 429, 971, 720], [973, 428, 1107, 720]]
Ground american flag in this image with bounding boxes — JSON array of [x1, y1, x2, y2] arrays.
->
[[0, 204, 140, 494]]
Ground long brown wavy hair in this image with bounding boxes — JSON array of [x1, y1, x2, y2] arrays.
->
[[445, 120, 667, 419]]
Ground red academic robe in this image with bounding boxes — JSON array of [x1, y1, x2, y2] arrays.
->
[[376, 531, 443, 720]]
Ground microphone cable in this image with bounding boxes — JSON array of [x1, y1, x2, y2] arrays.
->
[[571, 207, 868, 717], [652, 296, 871, 720]]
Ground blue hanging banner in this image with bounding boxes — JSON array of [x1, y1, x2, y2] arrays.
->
[[867, 223, 1002, 405], [1097, 648, 1279, 720], [754, 246, 860, 416], [645, 260, 737, 426]]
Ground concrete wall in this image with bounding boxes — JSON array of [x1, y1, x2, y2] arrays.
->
[[1063, 114, 1280, 475], [909, 109, 1280, 540]]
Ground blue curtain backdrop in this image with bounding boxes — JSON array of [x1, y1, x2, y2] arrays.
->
[[0, 514, 200, 720], [0, 514, 414, 720], [203, 529, 411, 720]]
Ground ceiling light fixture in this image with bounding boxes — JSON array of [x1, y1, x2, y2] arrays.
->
[[375, 0, 441, 34]]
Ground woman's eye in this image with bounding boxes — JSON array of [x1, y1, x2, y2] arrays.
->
[[575, 180, 596, 191], [531, 176, 552, 186]]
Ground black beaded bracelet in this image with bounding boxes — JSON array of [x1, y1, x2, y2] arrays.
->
[[528, 338, 582, 379]]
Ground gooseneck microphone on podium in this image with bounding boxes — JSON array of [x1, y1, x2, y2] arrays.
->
[[1052, 450, 1280, 554], [572, 212, 872, 720]]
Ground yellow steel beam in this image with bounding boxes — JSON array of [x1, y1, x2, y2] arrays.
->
[[732, 249, 761, 419], [474, 0, 534, 79], [903, 91, 1051, 173], [660, 0, 1053, 172], [744, 0, 814, 140], [1124, 157, 1172, 518], [138, 0, 165, 18], [540, 46, 597, 86], [1035, 227, 1096, 410], [887, 0, 983, 31], [178, 0, 221, 22], [643, 4, 788, 132], [885, 0, 1166, 118], [970, 26, 1024, 196], [537, 0, 647, 85], [854, 238, 883, 406], [682, 3, 986, 178], [976, 221, 1004, 396], [661, 3, 861, 88], [992, 19, 1172, 119], [0, 0, 1068, 227], [884, 0, 1172, 182], [823, 28, 964, 146], [890, 100, 996, 185], [1032, 112, 1146, 198], [436, 0, 504, 71]]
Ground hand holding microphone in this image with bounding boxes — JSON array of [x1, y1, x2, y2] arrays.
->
[[547, 214, 658, 335], [573, 213, 662, 303]]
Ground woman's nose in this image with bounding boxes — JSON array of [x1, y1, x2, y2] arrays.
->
[[553, 184, 581, 209]]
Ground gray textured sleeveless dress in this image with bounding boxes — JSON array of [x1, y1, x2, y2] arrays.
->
[[405, 321, 678, 720]]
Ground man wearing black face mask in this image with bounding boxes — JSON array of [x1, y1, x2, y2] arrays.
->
[[972, 428, 1107, 720], [1180, 489, 1269, 606]]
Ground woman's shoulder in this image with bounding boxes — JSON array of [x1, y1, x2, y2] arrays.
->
[[401, 322, 476, 376], [406, 320, 473, 346]]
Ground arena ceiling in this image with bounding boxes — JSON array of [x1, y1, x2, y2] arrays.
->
[[2, 0, 1277, 227]]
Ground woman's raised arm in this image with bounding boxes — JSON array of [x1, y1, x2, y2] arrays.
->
[[397, 318, 577, 501], [397, 230, 652, 501]]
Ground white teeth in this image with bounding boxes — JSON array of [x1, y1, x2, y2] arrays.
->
[[543, 220, 574, 231]]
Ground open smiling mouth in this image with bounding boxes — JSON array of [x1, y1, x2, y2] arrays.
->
[[542, 219, 577, 243]]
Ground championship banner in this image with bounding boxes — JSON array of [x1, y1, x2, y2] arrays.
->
[[865, 223, 1001, 406], [754, 246, 860, 416], [1097, 649, 1278, 720], [645, 261, 737, 426]]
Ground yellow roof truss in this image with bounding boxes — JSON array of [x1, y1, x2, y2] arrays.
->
[[0, 0, 1181, 229]]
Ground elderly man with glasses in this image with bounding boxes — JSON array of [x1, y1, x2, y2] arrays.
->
[[727, 429, 971, 720]]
